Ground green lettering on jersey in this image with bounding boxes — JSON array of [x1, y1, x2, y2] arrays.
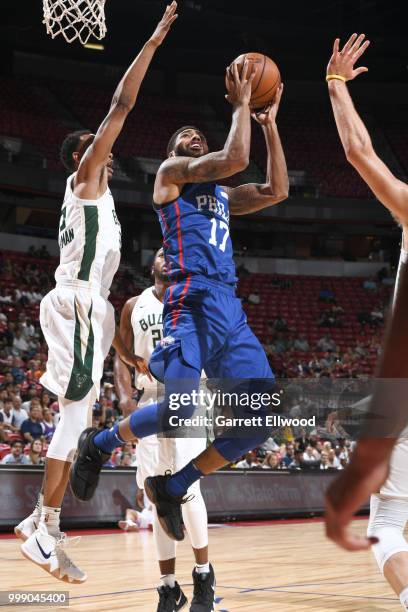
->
[[78, 206, 99, 281]]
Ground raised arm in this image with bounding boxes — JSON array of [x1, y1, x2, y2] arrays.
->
[[227, 84, 289, 215], [75, 2, 178, 194], [154, 61, 255, 204], [114, 297, 138, 417], [327, 33, 408, 224]]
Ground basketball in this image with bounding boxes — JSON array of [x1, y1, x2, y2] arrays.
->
[[226, 52, 281, 109]]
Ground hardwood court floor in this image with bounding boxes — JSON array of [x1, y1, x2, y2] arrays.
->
[[1, 519, 401, 611]]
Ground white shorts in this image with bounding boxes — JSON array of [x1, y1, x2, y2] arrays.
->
[[135, 389, 207, 489], [40, 286, 115, 401], [380, 436, 408, 500]]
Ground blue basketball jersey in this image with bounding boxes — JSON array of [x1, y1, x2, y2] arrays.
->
[[153, 182, 236, 285]]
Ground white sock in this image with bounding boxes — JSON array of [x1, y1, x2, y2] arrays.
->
[[40, 506, 61, 536], [196, 562, 210, 574], [400, 586, 408, 610], [32, 493, 43, 519], [161, 574, 176, 588]]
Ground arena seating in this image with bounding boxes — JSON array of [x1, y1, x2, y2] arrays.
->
[[2, 75, 407, 198]]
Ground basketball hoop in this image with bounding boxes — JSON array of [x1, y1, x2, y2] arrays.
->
[[42, 0, 107, 45]]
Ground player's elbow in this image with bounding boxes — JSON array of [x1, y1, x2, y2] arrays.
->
[[345, 141, 372, 166], [231, 155, 250, 173]]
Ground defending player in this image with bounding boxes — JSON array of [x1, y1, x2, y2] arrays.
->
[[115, 248, 213, 611], [14, 3, 178, 583], [324, 34, 408, 610], [70, 60, 289, 542]]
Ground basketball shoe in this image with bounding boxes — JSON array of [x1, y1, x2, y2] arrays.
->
[[21, 522, 86, 583], [144, 473, 186, 541], [157, 582, 187, 611], [69, 427, 110, 501], [14, 515, 39, 542], [190, 564, 216, 611]]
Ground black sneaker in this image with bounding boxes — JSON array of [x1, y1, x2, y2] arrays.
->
[[144, 474, 187, 541], [157, 582, 188, 611], [190, 564, 216, 612], [69, 427, 110, 501]]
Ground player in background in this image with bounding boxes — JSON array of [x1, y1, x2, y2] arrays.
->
[[324, 33, 408, 611], [115, 248, 213, 612], [14, 3, 178, 584], [70, 61, 288, 543]]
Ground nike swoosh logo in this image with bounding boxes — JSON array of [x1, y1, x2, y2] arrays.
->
[[175, 594, 182, 605], [36, 538, 51, 559]]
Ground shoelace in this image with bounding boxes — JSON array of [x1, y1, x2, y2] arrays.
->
[[55, 532, 81, 549]]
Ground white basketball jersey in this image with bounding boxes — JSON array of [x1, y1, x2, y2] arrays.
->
[[131, 286, 163, 390], [54, 173, 121, 297], [393, 245, 408, 307]]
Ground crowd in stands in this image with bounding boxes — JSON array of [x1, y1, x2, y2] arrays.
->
[[0, 248, 395, 470]]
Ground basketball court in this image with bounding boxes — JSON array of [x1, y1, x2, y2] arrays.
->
[[1, 519, 400, 611]]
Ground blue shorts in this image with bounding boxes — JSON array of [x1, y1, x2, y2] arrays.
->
[[150, 275, 273, 383]]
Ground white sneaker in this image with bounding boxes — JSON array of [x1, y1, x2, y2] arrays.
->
[[20, 523, 87, 583], [14, 515, 39, 542]]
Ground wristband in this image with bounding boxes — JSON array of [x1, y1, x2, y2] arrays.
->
[[326, 74, 347, 83]]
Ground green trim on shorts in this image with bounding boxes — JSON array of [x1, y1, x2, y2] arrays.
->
[[78, 205, 99, 281], [65, 301, 95, 401]]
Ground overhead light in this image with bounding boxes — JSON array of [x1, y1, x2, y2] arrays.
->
[[83, 43, 105, 51]]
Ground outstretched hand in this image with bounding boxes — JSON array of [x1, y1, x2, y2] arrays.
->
[[225, 59, 256, 106], [150, 1, 178, 47], [327, 33, 370, 81], [251, 83, 284, 126]]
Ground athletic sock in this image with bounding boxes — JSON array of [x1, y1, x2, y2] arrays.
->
[[195, 562, 210, 574], [166, 461, 204, 497], [161, 573, 176, 588], [400, 586, 408, 610], [40, 506, 61, 536], [32, 492, 43, 519], [94, 402, 160, 453], [93, 423, 125, 454]]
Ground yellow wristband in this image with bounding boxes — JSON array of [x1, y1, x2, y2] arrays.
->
[[326, 74, 347, 83]]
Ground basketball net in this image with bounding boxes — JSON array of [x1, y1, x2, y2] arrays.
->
[[42, 0, 107, 45]]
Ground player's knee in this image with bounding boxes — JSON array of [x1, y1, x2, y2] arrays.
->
[[368, 522, 408, 574]]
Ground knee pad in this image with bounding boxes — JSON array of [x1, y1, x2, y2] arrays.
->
[[367, 495, 408, 574], [152, 506, 177, 561], [46, 389, 96, 462]]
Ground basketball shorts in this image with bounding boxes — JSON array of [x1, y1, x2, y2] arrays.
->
[[136, 387, 207, 489], [149, 276, 273, 383], [380, 435, 408, 500], [40, 286, 115, 401]]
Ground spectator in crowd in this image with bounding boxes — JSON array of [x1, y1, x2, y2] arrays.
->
[[302, 445, 319, 463], [1, 440, 30, 465], [316, 335, 337, 353], [0, 397, 20, 438], [0, 288, 13, 303], [370, 307, 384, 326], [261, 436, 280, 453], [295, 428, 311, 452], [21, 386, 39, 412], [248, 291, 261, 305], [320, 450, 331, 470], [327, 448, 341, 469], [293, 335, 310, 352], [281, 442, 295, 468], [273, 315, 288, 332], [27, 439, 45, 465], [42, 407, 56, 441], [235, 451, 261, 469], [20, 404, 44, 442], [11, 396, 28, 429], [288, 449, 303, 470], [363, 278, 377, 291], [12, 329, 29, 355], [262, 451, 282, 469]]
